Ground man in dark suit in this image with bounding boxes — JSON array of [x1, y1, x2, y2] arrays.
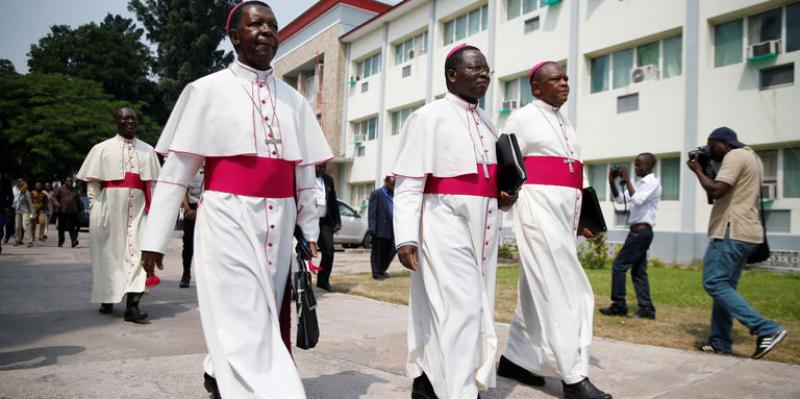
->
[[0, 173, 14, 253], [315, 162, 341, 291], [368, 176, 396, 280]]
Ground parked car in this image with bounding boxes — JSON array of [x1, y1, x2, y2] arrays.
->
[[334, 200, 371, 248], [78, 196, 90, 231]]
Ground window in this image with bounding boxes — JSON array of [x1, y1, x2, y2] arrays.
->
[[757, 149, 779, 183], [588, 163, 608, 200], [715, 4, 800, 67], [590, 35, 682, 93], [784, 147, 800, 198], [402, 65, 411, 78], [748, 8, 782, 45], [760, 63, 794, 89], [507, 0, 538, 20], [355, 145, 365, 157], [524, 16, 540, 33], [394, 31, 428, 65], [361, 81, 369, 93], [353, 117, 378, 142], [659, 157, 680, 200], [617, 93, 638, 113], [591, 55, 609, 93], [715, 20, 743, 67], [391, 105, 418, 135], [350, 182, 374, 214], [503, 76, 535, 107], [303, 74, 316, 105], [765, 210, 791, 233], [358, 53, 381, 78], [444, 5, 489, 45]]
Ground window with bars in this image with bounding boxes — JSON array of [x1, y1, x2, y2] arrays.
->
[[590, 35, 683, 93], [443, 5, 489, 45], [358, 53, 381, 78], [394, 31, 428, 65], [391, 105, 419, 136]]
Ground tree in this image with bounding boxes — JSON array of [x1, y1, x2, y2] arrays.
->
[[0, 73, 160, 181], [0, 59, 16, 75], [128, 0, 236, 110], [27, 15, 156, 106]]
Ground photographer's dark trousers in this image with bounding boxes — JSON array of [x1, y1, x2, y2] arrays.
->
[[370, 236, 396, 278], [182, 204, 197, 278], [611, 225, 655, 312], [702, 228, 782, 352], [57, 212, 79, 246], [316, 220, 335, 287]]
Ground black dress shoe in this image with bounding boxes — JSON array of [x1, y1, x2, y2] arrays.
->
[[599, 303, 628, 317], [71, 240, 79, 248], [497, 355, 546, 386], [372, 274, 387, 280], [633, 309, 656, 320], [411, 372, 437, 399], [562, 378, 612, 399], [381, 271, 390, 278], [98, 303, 114, 314], [179, 273, 191, 288], [204, 372, 221, 399], [124, 306, 148, 323]]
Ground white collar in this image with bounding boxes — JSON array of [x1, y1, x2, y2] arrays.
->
[[115, 134, 134, 144], [533, 99, 561, 113], [230, 60, 273, 83], [445, 92, 479, 111]]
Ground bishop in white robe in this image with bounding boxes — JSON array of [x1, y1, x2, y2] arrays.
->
[[76, 106, 160, 323], [140, 3, 332, 398], [498, 62, 611, 399], [394, 45, 516, 399]]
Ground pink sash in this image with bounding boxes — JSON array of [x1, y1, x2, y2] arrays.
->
[[524, 156, 583, 189], [204, 156, 294, 198], [104, 172, 151, 212], [424, 164, 499, 198]]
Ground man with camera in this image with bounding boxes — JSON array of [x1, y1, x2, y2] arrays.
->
[[688, 127, 786, 359], [599, 153, 661, 320]]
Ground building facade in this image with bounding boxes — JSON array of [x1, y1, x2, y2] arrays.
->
[[273, 0, 391, 194], [339, 0, 800, 267]]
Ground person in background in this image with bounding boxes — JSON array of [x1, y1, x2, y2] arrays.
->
[[30, 182, 49, 242], [52, 177, 83, 248], [15, 181, 33, 247], [314, 161, 341, 291], [5, 178, 20, 244], [179, 168, 203, 288], [368, 175, 396, 280], [0, 173, 14, 253]]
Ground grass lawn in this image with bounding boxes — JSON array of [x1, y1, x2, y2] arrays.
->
[[331, 264, 800, 364]]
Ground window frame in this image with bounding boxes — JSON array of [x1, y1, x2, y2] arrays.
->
[[444, 5, 489, 45], [358, 53, 381, 78], [589, 34, 683, 94]]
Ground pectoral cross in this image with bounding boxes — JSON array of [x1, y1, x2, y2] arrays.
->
[[564, 158, 575, 174]]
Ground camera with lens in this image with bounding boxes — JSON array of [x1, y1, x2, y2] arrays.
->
[[609, 164, 623, 178], [688, 145, 717, 204]]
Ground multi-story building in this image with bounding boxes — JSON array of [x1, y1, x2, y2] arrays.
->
[[338, 0, 799, 267], [273, 0, 391, 194]]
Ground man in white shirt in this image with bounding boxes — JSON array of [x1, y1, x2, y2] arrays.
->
[[600, 153, 662, 319]]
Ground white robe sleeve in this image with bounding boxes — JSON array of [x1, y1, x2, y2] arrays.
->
[[393, 176, 426, 249], [87, 182, 101, 208], [295, 164, 320, 243], [140, 152, 204, 255]]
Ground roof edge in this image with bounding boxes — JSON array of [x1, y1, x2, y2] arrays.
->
[[279, 0, 392, 42]]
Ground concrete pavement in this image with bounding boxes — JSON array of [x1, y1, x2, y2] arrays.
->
[[0, 233, 798, 398]]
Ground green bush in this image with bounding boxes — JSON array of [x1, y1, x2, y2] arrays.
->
[[498, 244, 516, 259], [578, 234, 608, 269]]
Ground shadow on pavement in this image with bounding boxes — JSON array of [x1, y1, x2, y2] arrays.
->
[[303, 370, 389, 398], [0, 345, 85, 371]]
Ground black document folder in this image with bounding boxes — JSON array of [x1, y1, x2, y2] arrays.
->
[[577, 187, 607, 235], [496, 133, 527, 194]]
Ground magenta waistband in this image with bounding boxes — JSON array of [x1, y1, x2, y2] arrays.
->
[[104, 173, 151, 212], [424, 164, 498, 198], [204, 156, 294, 198], [524, 156, 583, 189]]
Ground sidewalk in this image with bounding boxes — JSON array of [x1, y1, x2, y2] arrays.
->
[[0, 234, 798, 398]]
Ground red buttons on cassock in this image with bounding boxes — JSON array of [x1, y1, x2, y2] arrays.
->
[[268, 205, 273, 210], [271, 151, 277, 155], [267, 243, 273, 248], [261, 100, 266, 104], [270, 224, 275, 229]]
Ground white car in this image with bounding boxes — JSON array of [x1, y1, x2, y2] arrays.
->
[[334, 200, 371, 248]]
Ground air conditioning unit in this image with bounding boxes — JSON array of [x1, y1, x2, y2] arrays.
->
[[501, 100, 518, 110], [762, 182, 777, 200], [631, 64, 659, 83], [748, 40, 781, 59], [407, 49, 415, 60]]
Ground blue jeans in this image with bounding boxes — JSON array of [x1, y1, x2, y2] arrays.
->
[[702, 228, 781, 352]]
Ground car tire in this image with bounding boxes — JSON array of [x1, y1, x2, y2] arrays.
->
[[361, 231, 372, 249]]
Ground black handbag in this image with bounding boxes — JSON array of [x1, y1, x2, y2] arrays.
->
[[747, 180, 770, 264], [294, 253, 319, 349]]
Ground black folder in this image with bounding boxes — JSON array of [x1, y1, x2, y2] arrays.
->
[[577, 187, 607, 235], [496, 133, 527, 194]]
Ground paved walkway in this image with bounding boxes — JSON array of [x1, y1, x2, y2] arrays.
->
[[0, 233, 798, 398]]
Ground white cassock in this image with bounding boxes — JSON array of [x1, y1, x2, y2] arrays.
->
[[76, 135, 160, 303], [501, 99, 594, 384], [393, 93, 500, 399], [140, 61, 332, 399]]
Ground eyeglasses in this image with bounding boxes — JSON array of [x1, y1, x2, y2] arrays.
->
[[455, 65, 494, 76]]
